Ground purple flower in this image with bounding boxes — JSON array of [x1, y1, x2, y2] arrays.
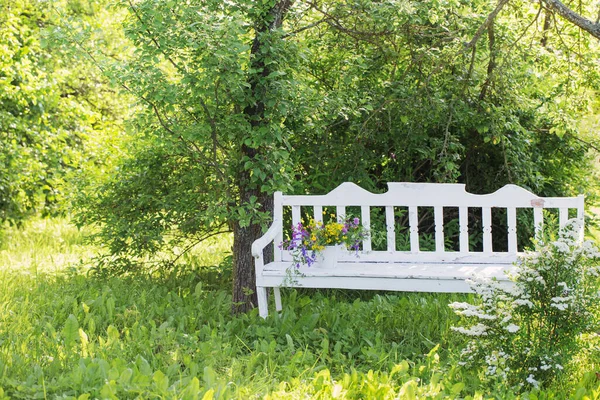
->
[[353, 217, 360, 226]]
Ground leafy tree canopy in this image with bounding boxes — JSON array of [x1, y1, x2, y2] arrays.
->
[[0, 0, 131, 224]]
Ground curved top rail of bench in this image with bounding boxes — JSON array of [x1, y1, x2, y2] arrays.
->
[[280, 182, 583, 209]]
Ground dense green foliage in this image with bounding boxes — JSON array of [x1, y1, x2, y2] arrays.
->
[[71, 0, 600, 274], [75, 0, 300, 266], [1, 221, 600, 398], [283, 0, 599, 196], [0, 0, 130, 224]]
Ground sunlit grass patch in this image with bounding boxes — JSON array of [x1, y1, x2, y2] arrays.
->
[[0, 218, 97, 274], [180, 233, 233, 270]]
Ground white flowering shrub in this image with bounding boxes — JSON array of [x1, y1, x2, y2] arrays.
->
[[450, 219, 600, 390]]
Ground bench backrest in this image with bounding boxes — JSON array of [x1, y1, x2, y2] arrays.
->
[[274, 183, 584, 264]]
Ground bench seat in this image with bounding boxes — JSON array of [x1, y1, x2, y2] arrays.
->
[[261, 261, 516, 292]]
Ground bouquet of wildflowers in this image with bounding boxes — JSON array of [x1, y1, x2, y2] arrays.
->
[[280, 216, 369, 267]]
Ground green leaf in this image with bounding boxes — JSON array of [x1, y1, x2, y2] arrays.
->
[[79, 328, 89, 356], [398, 380, 417, 400], [153, 370, 169, 393], [107, 325, 120, 344], [203, 366, 217, 387], [182, 377, 201, 399], [390, 360, 410, 377], [62, 314, 79, 349], [136, 355, 153, 376], [451, 382, 465, 395]]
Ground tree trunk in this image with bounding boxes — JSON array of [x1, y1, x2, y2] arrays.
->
[[540, 10, 552, 48], [231, 0, 293, 314], [231, 187, 273, 314], [231, 214, 260, 314]]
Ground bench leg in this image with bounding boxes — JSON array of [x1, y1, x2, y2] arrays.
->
[[273, 287, 282, 312], [257, 286, 268, 318]]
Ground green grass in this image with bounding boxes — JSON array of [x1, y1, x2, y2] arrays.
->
[[1, 219, 599, 399], [0, 218, 97, 274]]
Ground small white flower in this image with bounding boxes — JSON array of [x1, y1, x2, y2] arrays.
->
[[551, 303, 568, 310], [526, 374, 540, 388], [587, 267, 600, 276], [535, 275, 546, 284], [513, 299, 533, 308], [451, 323, 488, 336], [450, 302, 497, 320], [505, 324, 520, 333], [553, 241, 570, 253], [582, 241, 600, 258], [449, 302, 472, 310]]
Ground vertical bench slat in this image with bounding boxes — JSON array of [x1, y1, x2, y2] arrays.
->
[[434, 206, 444, 253], [559, 208, 568, 228], [577, 197, 585, 242], [459, 206, 469, 253], [292, 206, 301, 228], [386, 206, 396, 252], [274, 192, 283, 262], [482, 207, 492, 253], [534, 208, 543, 239], [361, 206, 372, 252], [314, 205, 323, 224], [409, 206, 419, 252], [507, 207, 517, 253], [337, 206, 346, 222]]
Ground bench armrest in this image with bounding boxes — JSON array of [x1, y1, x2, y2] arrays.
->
[[252, 221, 282, 266]]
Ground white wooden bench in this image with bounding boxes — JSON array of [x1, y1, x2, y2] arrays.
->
[[252, 182, 584, 318]]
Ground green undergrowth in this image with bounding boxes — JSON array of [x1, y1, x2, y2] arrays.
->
[[1, 220, 600, 399]]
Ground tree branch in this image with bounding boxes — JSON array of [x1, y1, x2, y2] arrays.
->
[[479, 21, 496, 101], [127, 0, 226, 173], [282, 16, 331, 38], [169, 226, 231, 265], [541, 9, 553, 47], [465, 0, 510, 49], [567, 133, 600, 152], [543, 0, 600, 39], [550, 9, 585, 56], [302, 0, 393, 45], [128, 0, 180, 72], [271, 0, 295, 29]]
